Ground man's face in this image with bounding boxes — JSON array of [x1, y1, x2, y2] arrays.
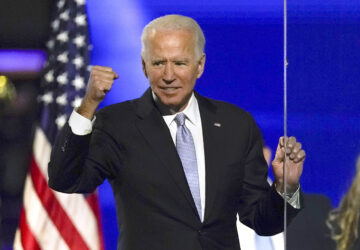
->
[[142, 29, 205, 112]]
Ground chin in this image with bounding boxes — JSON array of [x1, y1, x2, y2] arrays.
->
[[162, 99, 181, 109], [159, 97, 185, 111]]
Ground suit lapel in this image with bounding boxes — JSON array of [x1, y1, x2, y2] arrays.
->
[[134, 89, 199, 219], [196, 93, 222, 222]]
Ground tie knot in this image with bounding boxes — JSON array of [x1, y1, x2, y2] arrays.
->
[[174, 113, 186, 126]]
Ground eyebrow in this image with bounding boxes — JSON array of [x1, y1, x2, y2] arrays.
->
[[172, 58, 189, 61], [150, 58, 190, 63]]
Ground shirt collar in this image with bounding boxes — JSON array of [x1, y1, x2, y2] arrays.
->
[[152, 91, 200, 128]]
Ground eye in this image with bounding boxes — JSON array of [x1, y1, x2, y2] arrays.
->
[[152, 61, 165, 66], [175, 61, 186, 66]]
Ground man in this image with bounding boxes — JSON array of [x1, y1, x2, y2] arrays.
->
[[48, 15, 306, 250]]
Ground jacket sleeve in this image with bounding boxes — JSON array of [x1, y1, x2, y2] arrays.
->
[[237, 114, 303, 236], [48, 121, 119, 193]]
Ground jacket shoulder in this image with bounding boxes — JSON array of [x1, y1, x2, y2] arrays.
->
[[93, 98, 141, 132], [200, 95, 255, 123]]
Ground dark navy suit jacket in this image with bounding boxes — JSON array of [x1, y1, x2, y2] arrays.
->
[[48, 89, 302, 250]]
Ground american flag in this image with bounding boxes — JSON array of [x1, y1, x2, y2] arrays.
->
[[13, 0, 104, 249]]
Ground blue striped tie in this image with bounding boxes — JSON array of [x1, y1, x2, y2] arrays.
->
[[175, 113, 202, 219]]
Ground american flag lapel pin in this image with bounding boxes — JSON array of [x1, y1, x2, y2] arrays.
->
[[214, 122, 221, 127]]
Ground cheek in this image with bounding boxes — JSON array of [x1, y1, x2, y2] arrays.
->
[[180, 71, 198, 87], [147, 70, 162, 83], [177, 68, 195, 79]]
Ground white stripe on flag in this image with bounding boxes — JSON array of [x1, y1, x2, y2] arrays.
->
[[23, 175, 70, 250], [32, 127, 53, 181], [33, 127, 101, 249], [13, 229, 24, 250], [55, 192, 101, 250]]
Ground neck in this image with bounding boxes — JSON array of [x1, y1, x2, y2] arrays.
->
[[152, 92, 192, 115], [155, 101, 178, 115]]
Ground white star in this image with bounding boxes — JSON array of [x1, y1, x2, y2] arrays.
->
[[57, 52, 68, 63], [72, 75, 85, 90], [56, 93, 67, 106], [73, 56, 84, 69], [52, 19, 60, 30], [57, 0, 65, 9], [57, 31, 68, 42], [55, 115, 67, 129], [45, 70, 54, 82], [73, 35, 85, 47], [75, 14, 86, 26], [60, 10, 69, 21], [71, 96, 83, 108], [57, 72, 68, 85], [46, 39, 55, 49], [74, 0, 85, 5], [41, 92, 53, 105]]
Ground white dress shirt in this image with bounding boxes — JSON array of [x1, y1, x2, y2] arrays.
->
[[237, 217, 284, 250], [237, 178, 286, 250]]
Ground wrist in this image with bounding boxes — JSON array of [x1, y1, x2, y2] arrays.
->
[[274, 181, 299, 195], [77, 97, 99, 120]]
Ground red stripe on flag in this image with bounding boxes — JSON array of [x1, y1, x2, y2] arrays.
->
[[86, 193, 105, 250], [30, 157, 90, 250], [19, 207, 41, 250]]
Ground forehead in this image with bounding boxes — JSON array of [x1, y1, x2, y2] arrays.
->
[[146, 29, 196, 57]]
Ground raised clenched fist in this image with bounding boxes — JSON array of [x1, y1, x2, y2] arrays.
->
[[78, 66, 118, 119]]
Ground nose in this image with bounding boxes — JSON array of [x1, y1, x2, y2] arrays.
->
[[162, 63, 175, 84]]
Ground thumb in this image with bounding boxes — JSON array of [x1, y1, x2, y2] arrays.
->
[[273, 138, 285, 164]]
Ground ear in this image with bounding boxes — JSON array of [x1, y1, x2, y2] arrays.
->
[[196, 53, 206, 79], [142, 57, 148, 78]]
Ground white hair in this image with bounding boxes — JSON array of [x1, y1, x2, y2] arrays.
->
[[141, 14, 205, 59]]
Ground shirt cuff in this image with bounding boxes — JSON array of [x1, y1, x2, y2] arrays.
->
[[68, 109, 96, 135], [277, 186, 301, 209]]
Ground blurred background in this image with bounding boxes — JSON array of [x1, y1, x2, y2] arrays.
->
[[0, 0, 359, 249]]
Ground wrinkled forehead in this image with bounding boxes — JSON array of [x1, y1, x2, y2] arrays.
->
[[144, 29, 198, 57], [146, 27, 196, 43]]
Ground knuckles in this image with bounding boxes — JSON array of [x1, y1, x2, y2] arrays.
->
[[86, 66, 117, 101]]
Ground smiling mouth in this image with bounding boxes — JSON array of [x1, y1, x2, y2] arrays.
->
[[159, 87, 180, 93]]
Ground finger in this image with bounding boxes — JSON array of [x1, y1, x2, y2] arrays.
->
[[292, 142, 302, 154], [293, 150, 306, 163], [93, 72, 117, 81], [287, 136, 296, 149], [93, 69, 118, 80], [91, 80, 114, 92], [91, 73, 118, 85], [284, 136, 296, 155], [273, 141, 285, 162], [279, 136, 285, 147], [92, 65, 113, 72], [92, 68, 117, 78], [289, 142, 302, 160], [97, 80, 114, 91], [92, 67, 118, 80]]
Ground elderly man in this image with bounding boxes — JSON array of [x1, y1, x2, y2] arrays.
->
[[48, 15, 305, 250]]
